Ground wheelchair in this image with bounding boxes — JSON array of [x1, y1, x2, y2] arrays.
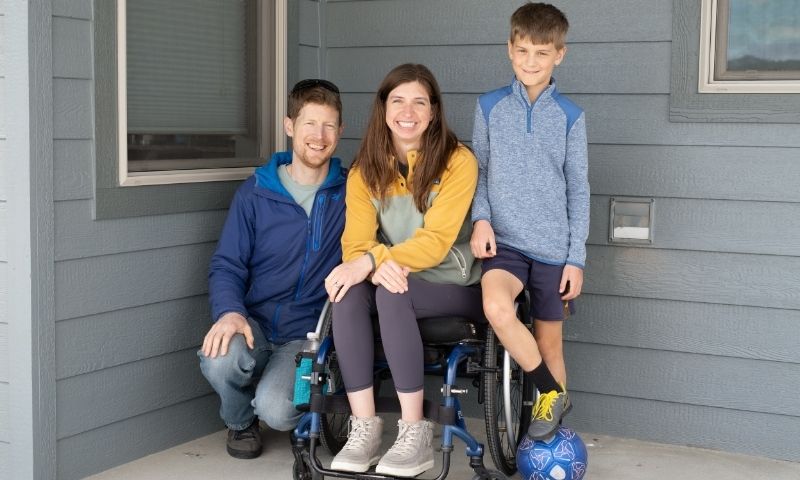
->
[[291, 294, 534, 480]]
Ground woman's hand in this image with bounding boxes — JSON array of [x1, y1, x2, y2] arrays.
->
[[325, 255, 374, 302], [371, 259, 410, 294]]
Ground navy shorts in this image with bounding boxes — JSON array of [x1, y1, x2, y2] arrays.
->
[[481, 246, 575, 321]]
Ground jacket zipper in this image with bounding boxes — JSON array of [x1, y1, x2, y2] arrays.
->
[[449, 247, 468, 279]]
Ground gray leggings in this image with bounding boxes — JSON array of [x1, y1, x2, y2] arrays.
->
[[332, 277, 484, 393]]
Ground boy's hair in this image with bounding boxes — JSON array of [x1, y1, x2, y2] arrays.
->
[[510, 2, 569, 49], [287, 79, 343, 124]]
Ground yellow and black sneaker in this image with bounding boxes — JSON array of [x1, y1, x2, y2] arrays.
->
[[527, 389, 572, 440]]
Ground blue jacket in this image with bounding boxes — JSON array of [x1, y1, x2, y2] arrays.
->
[[208, 151, 346, 343]]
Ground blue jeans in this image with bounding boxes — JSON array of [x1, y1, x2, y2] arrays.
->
[[198, 318, 304, 431]]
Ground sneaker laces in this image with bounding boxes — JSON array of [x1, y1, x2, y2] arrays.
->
[[532, 390, 560, 421], [388, 421, 428, 456], [341, 418, 373, 452]]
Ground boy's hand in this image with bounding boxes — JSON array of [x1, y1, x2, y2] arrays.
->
[[371, 259, 410, 293], [201, 312, 254, 358], [471, 220, 497, 258], [560, 265, 583, 301]]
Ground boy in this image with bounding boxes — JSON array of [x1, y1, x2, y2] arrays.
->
[[469, 2, 589, 440]]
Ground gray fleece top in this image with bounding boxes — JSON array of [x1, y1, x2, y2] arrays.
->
[[471, 78, 589, 268]]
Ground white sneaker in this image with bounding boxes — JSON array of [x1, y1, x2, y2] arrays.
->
[[330, 416, 383, 472], [375, 419, 435, 477]]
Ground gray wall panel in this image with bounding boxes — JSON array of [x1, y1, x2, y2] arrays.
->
[[298, 45, 321, 82], [0, 442, 7, 479], [0, 383, 6, 441], [0, 141, 5, 199], [56, 349, 212, 439], [589, 196, 800, 256], [589, 145, 800, 202], [57, 395, 220, 480], [55, 200, 226, 261], [585, 245, 800, 310], [53, 0, 91, 20], [55, 296, 208, 379], [568, 294, 800, 363], [328, 42, 671, 94], [0, 263, 6, 323], [0, 202, 5, 261], [567, 391, 800, 462], [566, 342, 800, 417], [53, 78, 92, 139], [53, 139, 92, 201], [298, 0, 320, 47], [54, 243, 214, 321], [0, 323, 6, 382], [326, 0, 672, 46], [52, 17, 91, 79], [0, 77, 5, 138]]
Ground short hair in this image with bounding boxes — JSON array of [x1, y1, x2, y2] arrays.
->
[[510, 2, 569, 49], [287, 79, 343, 124]]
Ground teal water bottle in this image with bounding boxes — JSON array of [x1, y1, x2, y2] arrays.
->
[[293, 332, 319, 408]]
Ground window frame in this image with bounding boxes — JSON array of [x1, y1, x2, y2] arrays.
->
[[669, 0, 800, 124], [698, 0, 800, 94], [94, 0, 288, 218]]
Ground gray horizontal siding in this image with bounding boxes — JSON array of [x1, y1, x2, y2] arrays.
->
[[55, 200, 226, 261], [54, 242, 214, 321], [298, 45, 321, 83], [567, 391, 800, 462], [0, 201, 6, 261], [53, 140, 92, 201], [0, 383, 6, 441], [298, 0, 320, 47], [0, 263, 6, 324], [0, 77, 5, 139], [53, 0, 91, 20], [567, 295, 800, 364], [0, 323, 6, 381], [328, 42, 671, 94], [52, 16, 91, 79], [589, 196, 800, 256], [57, 348, 212, 439], [326, 0, 672, 46], [53, 78, 91, 139], [589, 145, 800, 202], [0, 7, 9, 476], [585, 245, 799, 310], [566, 342, 800, 417], [57, 395, 220, 480], [55, 296, 209, 379]]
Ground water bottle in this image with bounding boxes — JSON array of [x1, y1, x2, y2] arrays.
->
[[293, 331, 320, 408]]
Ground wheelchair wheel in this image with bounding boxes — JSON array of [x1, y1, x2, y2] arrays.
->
[[482, 327, 533, 475], [317, 306, 349, 455]]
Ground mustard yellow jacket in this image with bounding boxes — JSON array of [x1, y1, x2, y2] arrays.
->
[[342, 145, 481, 285]]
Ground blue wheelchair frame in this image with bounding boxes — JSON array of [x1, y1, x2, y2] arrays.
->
[[291, 333, 507, 480]]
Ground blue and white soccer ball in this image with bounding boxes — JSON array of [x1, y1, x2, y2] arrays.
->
[[516, 426, 588, 480]]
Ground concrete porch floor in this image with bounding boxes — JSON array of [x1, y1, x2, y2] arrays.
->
[[86, 415, 800, 480]]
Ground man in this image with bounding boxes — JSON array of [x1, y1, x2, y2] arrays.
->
[[199, 79, 346, 459]]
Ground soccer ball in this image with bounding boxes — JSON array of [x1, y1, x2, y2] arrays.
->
[[516, 426, 588, 480]]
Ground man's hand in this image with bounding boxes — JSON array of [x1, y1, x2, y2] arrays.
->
[[560, 265, 583, 301], [470, 220, 497, 258], [370, 259, 410, 294], [325, 254, 373, 302], [201, 312, 254, 358]]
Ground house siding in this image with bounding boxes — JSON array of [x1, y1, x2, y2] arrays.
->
[[0, 3, 9, 476], [322, 0, 800, 462]]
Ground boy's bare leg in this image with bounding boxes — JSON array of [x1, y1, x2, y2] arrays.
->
[[534, 319, 566, 386], [481, 269, 541, 370]]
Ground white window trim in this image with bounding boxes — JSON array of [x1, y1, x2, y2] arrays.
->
[[116, 0, 288, 187], [699, 0, 800, 94]]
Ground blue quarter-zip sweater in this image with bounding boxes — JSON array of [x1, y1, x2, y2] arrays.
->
[[471, 78, 589, 268], [208, 151, 346, 343]]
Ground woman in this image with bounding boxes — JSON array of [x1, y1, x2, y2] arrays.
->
[[324, 64, 483, 477]]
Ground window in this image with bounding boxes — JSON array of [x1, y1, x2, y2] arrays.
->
[[117, 0, 287, 186], [699, 0, 800, 93], [94, 0, 288, 218]]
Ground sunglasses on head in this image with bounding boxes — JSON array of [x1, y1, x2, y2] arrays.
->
[[291, 78, 340, 95]]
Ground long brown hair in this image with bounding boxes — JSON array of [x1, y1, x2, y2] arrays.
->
[[352, 63, 459, 212]]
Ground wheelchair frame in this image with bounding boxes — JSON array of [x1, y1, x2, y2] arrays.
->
[[291, 298, 533, 480]]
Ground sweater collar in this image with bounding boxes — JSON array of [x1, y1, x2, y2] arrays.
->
[[511, 76, 557, 106]]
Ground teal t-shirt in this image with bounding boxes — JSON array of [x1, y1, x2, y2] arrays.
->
[[278, 164, 321, 217]]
